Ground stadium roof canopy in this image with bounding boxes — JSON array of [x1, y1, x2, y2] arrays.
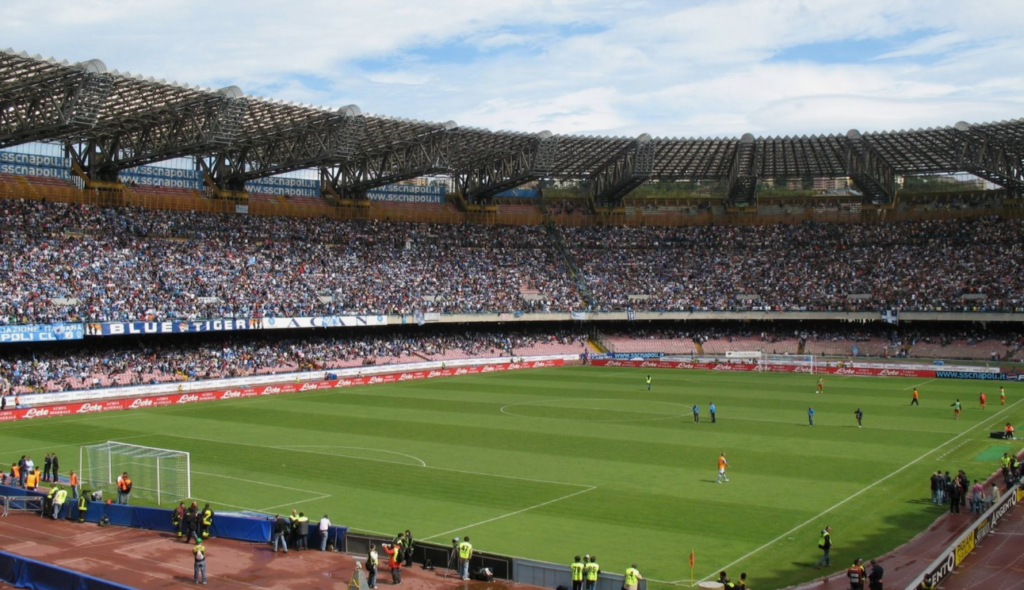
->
[[2, 48, 1022, 206]]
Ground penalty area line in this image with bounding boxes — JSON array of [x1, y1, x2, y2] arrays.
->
[[420, 485, 597, 542], [162, 433, 590, 490], [671, 397, 1024, 585]]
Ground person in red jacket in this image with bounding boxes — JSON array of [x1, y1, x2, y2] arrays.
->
[[383, 542, 402, 585]]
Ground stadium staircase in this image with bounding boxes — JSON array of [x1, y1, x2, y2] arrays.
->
[[13, 175, 38, 199], [545, 223, 594, 308]]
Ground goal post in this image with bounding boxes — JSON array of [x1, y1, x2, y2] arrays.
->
[[79, 441, 191, 505], [760, 353, 818, 374]]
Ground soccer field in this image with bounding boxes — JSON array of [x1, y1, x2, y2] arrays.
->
[[2, 366, 1020, 589]]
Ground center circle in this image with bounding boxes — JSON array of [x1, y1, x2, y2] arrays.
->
[[500, 398, 690, 422]]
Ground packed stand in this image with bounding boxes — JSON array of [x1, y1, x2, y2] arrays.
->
[[601, 322, 1024, 361], [2, 199, 1024, 324], [561, 217, 1024, 313], [0, 200, 581, 324], [0, 327, 588, 394]]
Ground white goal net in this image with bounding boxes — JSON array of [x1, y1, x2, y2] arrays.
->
[[759, 353, 818, 374], [79, 441, 191, 505]]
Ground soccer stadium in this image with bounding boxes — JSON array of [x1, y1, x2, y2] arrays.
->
[[2, 12, 1024, 590]]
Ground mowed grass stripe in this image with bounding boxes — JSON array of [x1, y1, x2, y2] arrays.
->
[[1, 366, 1019, 590]]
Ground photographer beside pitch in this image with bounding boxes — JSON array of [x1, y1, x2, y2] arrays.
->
[[383, 539, 402, 584], [457, 536, 473, 580]]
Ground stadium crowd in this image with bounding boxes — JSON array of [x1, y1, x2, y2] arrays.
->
[[0, 328, 587, 394], [1, 200, 1023, 326], [562, 217, 1024, 313], [1, 320, 1020, 395], [0, 200, 580, 324]]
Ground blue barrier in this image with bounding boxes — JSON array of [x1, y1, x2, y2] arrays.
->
[[3, 483, 346, 545], [0, 551, 137, 590]]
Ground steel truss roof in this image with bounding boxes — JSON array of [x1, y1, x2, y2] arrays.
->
[[2, 49, 1022, 203]]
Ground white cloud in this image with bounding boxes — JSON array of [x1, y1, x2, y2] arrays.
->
[[3, 0, 1023, 138]]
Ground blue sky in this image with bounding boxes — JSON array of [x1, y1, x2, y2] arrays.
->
[[5, 0, 1023, 138]]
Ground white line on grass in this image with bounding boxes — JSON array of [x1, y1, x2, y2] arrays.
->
[[277, 445, 427, 467], [903, 379, 936, 390], [190, 469, 332, 512], [192, 469, 328, 494], [419, 485, 597, 542], [935, 439, 973, 461], [499, 399, 690, 423], [161, 433, 591, 490], [161, 433, 595, 539], [191, 497, 258, 511], [2, 433, 153, 457], [258, 493, 332, 513], [672, 397, 1024, 586]]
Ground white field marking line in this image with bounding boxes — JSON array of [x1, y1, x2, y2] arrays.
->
[[672, 396, 1024, 585], [499, 399, 691, 423], [69, 527, 132, 548], [1, 520, 67, 539], [420, 485, 597, 542], [0, 539, 34, 551], [59, 554, 191, 575], [1, 433, 153, 457], [192, 468, 329, 495], [191, 496, 256, 511], [936, 439, 974, 461], [113, 537, 165, 553], [162, 433, 590, 490], [257, 493, 332, 513], [60, 555, 265, 589], [277, 445, 427, 467], [904, 379, 936, 390], [711, 414, 952, 434], [188, 471, 333, 512]]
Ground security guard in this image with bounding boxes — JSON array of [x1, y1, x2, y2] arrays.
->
[[646, 375, 652, 390], [584, 556, 600, 590], [457, 536, 473, 581], [25, 468, 40, 491], [44, 485, 58, 517], [184, 502, 199, 544], [295, 512, 309, 550], [624, 564, 642, 590], [172, 501, 186, 537], [571, 555, 585, 590], [76, 492, 89, 523], [816, 526, 833, 567], [403, 529, 415, 566], [200, 503, 215, 539], [52, 486, 68, 519], [288, 509, 300, 546]]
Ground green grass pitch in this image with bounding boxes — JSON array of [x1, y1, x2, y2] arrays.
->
[[2, 366, 1021, 589]]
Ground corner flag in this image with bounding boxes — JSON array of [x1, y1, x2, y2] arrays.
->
[[689, 550, 695, 586]]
